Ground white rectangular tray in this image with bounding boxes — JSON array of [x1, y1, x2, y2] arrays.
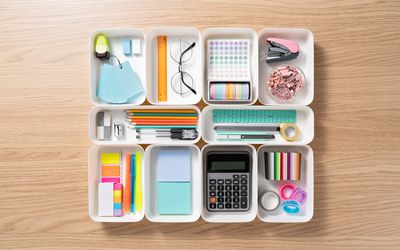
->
[[89, 28, 147, 106], [257, 145, 314, 222], [89, 105, 201, 145], [258, 28, 314, 105], [201, 105, 314, 145]]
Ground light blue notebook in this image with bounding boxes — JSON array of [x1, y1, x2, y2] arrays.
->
[[158, 182, 191, 215], [97, 61, 144, 104], [156, 149, 191, 182]]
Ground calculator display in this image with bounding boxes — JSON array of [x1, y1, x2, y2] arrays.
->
[[211, 161, 246, 171], [205, 151, 251, 212]]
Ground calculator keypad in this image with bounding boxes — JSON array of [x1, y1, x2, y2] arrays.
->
[[207, 173, 250, 212]]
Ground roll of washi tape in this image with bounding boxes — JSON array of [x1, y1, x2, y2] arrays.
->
[[209, 83, 216, 100], [282, 200, 301, 214], [280, 123, 301, 141], [292, 188, 307, 204], [236, 83, 243, 100], [292, 152, 301, 181], [227, 83, 235, 100], [274, 152, 280, 180], [216, 83, 225, 100], [279, 183, 296, 200], [241, 83, 250, 100], [259, 191, 280, 211]]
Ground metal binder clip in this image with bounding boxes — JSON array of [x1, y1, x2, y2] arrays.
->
[[266, 38, 300, 63]]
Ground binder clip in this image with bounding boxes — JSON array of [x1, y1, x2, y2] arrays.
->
[[266, 38, 299, 63]]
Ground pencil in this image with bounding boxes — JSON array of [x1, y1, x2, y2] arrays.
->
[[126, 116, 198, 120], [125, 109, 196, 113]]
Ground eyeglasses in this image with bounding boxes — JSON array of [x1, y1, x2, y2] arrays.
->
[[170, 39, 197, 96]]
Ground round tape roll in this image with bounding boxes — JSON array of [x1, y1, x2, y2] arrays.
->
[[259, 191, 280, 211], [280, 123, 301, 141]]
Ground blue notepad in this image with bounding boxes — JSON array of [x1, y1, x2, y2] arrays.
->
[[97, 61, 144, 104], [156, 149, 191, 182], [157, 182, 191, 215]]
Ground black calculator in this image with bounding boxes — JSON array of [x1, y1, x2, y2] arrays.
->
[[205, 151, 251, 212]]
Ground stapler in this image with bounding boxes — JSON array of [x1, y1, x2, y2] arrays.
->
[[266, 38, 299, 63]]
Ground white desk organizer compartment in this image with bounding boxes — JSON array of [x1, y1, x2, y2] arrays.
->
[[89, 105, 201, 144], [90, 29, 147, 106], [201, 144, 257, 223], [144, 145, 202, 222], [146, 27, 203, 105], [202, 28, 259, 105], [88, 144, 145, 222], [257, 145, 313, 222], [258, 28, 314, 106], [201, 105, 314, 145]]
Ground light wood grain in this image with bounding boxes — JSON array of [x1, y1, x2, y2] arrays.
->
[[0, 0, 400, 249]]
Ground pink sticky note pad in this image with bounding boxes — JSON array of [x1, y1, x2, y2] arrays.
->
[[101, 177, 120, 183]]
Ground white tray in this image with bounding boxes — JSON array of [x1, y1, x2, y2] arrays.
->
[[258, 28, 314, 105], [200, 144, 258, 223], [257, 145, 314, 222], [144, 144, 202, 222], [89, 105, 201, 145], [201, 105, 314, 145], [89, 28, 147, 106], [88, 144, 145, 222], [202, 28, 259, 105], [146, 27, 203, 105]]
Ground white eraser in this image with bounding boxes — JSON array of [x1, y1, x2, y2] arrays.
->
[[132, 39, 141, 55], [98, 182, 114, 216]]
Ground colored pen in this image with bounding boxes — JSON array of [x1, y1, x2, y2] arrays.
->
[[130, 154, 136, 213], [216, 134, 275, 140], [134, 152, 142, 212]]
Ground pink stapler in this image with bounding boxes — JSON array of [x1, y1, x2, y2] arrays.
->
[[266, 38, 300, 63]]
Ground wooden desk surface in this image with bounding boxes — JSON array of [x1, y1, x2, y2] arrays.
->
[[1, 0, 399, 249]]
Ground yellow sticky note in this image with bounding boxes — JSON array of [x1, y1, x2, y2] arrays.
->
[[101, 152, 120, 165], [114, 193, 122, 203]]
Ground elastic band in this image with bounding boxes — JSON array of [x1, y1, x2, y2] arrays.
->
[[291, 188, 307, 204], [279, 183, 295, 200], [282, 200, 301, 214]]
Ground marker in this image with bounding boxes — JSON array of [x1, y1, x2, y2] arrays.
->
[[135, 152, 143, 212], [216, 134, 275, 140], [130, 154, 136, 213]]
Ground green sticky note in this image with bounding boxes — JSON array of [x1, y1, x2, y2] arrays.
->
[[157, 182, 191, 215], [101, 152, 120, 165]]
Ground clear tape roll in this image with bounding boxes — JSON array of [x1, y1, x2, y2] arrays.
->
[[280, 123, 301, 141]]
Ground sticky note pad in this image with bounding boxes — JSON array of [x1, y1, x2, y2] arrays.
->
[[101, 152, 120, 165], [113, 183, 123, 217], [98, 183, 114, 216], [157, 182, 191, 215], [157, 149, 191, 182], [132, 39, 141, 55], [123, 39, 132, 55], [101, 165, 120, 177]]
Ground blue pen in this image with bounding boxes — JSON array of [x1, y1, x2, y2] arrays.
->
[[130, 154, 136, 213]]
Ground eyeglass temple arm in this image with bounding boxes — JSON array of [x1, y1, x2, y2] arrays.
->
[[179, 42, 196, 63]]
